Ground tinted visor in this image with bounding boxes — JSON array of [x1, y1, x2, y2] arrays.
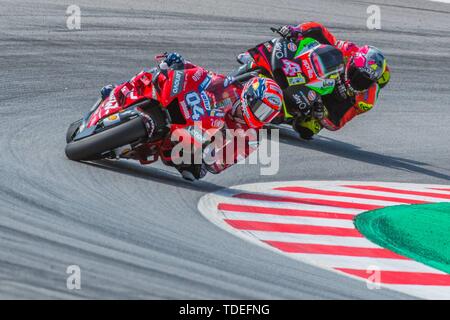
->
[[246, 87, 275, 122], [348, 65, 375, 91], [311, 46, 344, 78], [250, 100, 275, 122]]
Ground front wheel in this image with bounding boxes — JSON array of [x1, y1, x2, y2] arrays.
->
[[66, 119, 83, 143], [65, 117, 148, 161]]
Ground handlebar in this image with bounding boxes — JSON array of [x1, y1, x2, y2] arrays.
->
[[270, 26, 303, 40], [155, 54, 167, 61], [270, 27, 284, 37]]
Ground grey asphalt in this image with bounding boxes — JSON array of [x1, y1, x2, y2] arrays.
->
[[0, 0, 449, 299]]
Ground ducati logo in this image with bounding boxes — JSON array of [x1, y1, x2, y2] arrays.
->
[[171, 70, 184, 96]]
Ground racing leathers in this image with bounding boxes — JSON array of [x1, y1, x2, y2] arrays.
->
[[174, 85, 261, 181], [236, 22, 390, 139], [281, 22, 391, 139], [200, 102, 259, 177]]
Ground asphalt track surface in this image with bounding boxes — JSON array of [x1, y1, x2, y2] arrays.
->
[[0, 0, 449, 299]]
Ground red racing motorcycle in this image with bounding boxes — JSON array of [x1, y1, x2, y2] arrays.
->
[[65, 55, 241, 175]]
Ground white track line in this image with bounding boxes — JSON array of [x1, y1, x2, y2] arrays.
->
[[266, 189, 415, 207], [289, 254, 447, 274], [429, 0, 450, 4], [221, 212, 356, 228], [272, 184, 450, 203], [245, 231, 380, 248], [215, 197, 364, 215]]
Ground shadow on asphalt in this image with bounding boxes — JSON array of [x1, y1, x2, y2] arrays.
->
[[80, 126, 449, 191], [83, 160, 225, 192], [277, 127, 450, 181], [81, 160, 268, 200]]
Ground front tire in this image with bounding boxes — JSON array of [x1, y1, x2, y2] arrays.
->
[[65, 117, 148, 161], [66, 119, 83, 143]]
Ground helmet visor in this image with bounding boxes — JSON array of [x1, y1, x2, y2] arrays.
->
[[348, 65, 375, 91], [250, 99, 276, 122]]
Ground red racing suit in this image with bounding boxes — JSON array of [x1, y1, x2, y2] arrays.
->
[[161, 62, 259, 176], [291, 22, 381, 131], [204, 100, 259, 175]]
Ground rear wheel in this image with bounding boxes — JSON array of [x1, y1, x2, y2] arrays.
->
[[65, 117, 148, 161]]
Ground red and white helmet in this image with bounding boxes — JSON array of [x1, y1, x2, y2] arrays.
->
[[240, 77, 283, 128]]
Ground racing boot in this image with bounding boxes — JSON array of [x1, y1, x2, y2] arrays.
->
[[176, 164, 208, 181]]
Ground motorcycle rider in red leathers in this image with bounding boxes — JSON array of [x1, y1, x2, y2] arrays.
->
[[237, 22, 391, 139], [101, 53, 283, 180], [192, 75, 283, 180]]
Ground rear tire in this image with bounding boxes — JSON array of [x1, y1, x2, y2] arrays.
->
[[65, 117, 148, 161]]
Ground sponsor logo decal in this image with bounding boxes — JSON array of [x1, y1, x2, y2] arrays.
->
[[192, 68, 203, 82], [264, 42, 273, 52], [139, 73, 151, 86], [302, 59, 314, 78], [199, 74, 212, 91], [287, 75, 306, 86], [292, 94, 308, 113], [281, 59, 302, 77], [267, 94, 281, 107], [307, 90, 317, 101], [185, 91, 205, 121], [274, 42, 287, 59], [151, 86, 158, 100], [171, 70, 184, 96], [212, 98, 232, 114], [210, 109, 225, 118], [179, 101, 191, 119], [102, 113, 121, 126], [224, 76, 234, 88], [287, 42, 297, 52], [210, 118, 224, 128], [200, 91, 211, 111], [358, 101, 373, 111], [120, 85, 131, 96], [323, 79, 335, 87]]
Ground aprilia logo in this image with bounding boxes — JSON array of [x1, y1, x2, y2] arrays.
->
[[302, 59, 314, 78]]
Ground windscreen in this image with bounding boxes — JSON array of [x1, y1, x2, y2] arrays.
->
[[310, 45, 344, 78]]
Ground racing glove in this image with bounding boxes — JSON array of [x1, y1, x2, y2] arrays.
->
[[159, 52, 185, 70], [278, 25, 301, 40], [100, 84, 115, 100], [312, 102, 325, 120], [335, 75, 348, 100], [236, 52, 253, 65]]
